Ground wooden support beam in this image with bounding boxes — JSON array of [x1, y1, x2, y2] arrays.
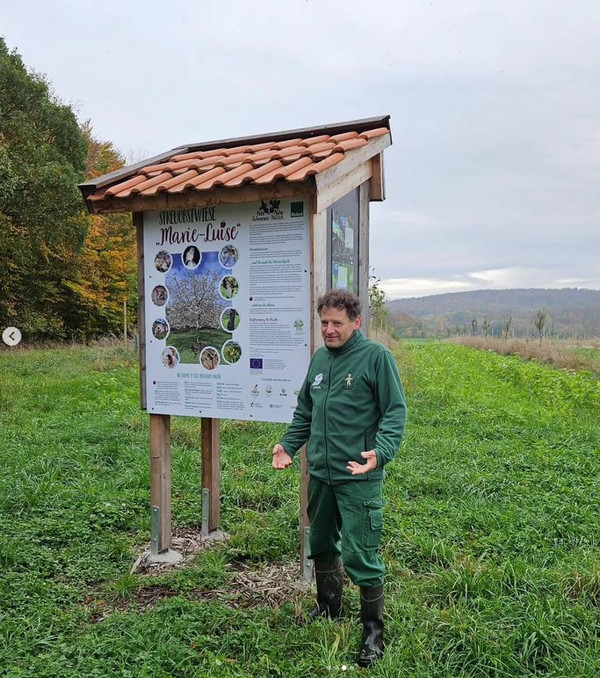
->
[[298, 199, 330, 577], [134, 212, 147, 409], [149, 413, 172, 552], [315, 163, 372, 214], [311, 208, 329, 317], [88, 180, 315, 215], [369, 153, 385, 201], [201, 417, 221, 532], [359, 181, 371, 334], [314, 133, 391, 196]]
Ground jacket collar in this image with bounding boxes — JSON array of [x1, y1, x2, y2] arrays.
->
[[327, 328, 364, 355]]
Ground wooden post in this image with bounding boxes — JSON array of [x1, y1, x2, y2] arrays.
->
[[358, 181, 370, 336], [201, 417, 220, 532], [149, 413, 172, 552], [299, 201, 329, 578], [134, 212, 147, 410]]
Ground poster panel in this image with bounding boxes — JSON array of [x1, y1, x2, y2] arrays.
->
[[143, 198, 311, 423], [328, 188, 359, 293]]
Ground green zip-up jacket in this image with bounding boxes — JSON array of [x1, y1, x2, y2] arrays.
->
[[279, 330, 407, 483]]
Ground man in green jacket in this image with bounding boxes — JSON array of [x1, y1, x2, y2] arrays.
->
[[272, 289, 407, 667]]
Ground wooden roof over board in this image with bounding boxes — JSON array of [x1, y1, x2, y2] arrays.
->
[[79, 116, 392, 215]]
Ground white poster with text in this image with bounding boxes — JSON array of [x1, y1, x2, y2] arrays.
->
[[143, 198, 311, 423]]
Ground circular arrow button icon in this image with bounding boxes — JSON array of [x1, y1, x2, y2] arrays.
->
[[2, 327, 22, 346]]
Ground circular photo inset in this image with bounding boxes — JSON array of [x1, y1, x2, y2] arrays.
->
[[152, 318, 170, 340], [154, 250, 172, 273], [219, 275, 239, 300], [151, 285, 169, 306], [222, 340, 242, 364], [161, 346, 179, 369], [200, 346, 220, 371], [219, 245, 238, 268], [220, 307, 240, 333], [182, 245, 201, 269]]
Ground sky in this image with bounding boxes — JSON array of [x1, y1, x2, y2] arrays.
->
[[1, 0, 599, 299]]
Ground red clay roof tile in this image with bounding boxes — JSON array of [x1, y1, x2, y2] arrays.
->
[[140, 169, 199, 196], [170, 167, 227, 193], [198, 163, 255, 190], [80, 116, 391, 209], [254, 156, 314, 185], [359, 127, 389, 139], [333, 137, 368, 152], [287, 152, 345, 181], [105, 174, 147, 196], [330, 131, 360, 142], [127, 172, 173, 196]]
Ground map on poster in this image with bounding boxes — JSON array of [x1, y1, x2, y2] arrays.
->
[[143, 198, 311, 423]]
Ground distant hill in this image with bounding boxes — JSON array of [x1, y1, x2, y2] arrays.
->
[[388, 288, 600, 339]]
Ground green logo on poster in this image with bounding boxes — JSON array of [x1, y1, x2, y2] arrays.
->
[[291, 201, 304, 218]]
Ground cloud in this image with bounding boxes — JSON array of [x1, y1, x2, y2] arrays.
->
[[381, 278, 474, 299], [3, 0, 600, 299], [382, 267, 600, 300]]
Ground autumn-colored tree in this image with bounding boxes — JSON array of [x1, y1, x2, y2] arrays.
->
[[65, 123, 137, 338], [0, 40, 138, 341]]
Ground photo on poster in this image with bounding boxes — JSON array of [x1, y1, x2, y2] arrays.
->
[[152, 318, 170, 340], [182, 245, 201, 269], [154, 250, 172, 273], [161, 346, 179, 368], [222, 340, 242, 364], [151, 285, 169, 306], [220, 308, 240, 332], [219, 244, 238, 268], [163, 251, 232, 364], [219, 275, 239, 300]]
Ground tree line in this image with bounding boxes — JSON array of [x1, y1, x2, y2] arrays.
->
[[389, 289, 600, 340], [0, 39, 136, 342]]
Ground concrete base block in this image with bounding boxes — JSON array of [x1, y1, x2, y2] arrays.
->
[[146, 548, 184, 565]]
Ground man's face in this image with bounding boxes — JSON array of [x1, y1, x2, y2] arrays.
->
[[320, 306, 361, 349]]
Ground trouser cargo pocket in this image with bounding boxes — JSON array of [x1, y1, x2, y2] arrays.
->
[[362, 500, 384, 549]]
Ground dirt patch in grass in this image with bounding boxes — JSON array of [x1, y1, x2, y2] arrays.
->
[[88, 527, 309, 622]]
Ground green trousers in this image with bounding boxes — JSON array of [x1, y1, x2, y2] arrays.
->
[[307, 475, 385, 588]]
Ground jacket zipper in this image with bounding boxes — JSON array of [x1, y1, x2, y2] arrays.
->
[[324, 354, 335, 484]]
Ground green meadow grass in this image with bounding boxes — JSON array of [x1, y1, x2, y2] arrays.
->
[[0, 341, 598, 677]]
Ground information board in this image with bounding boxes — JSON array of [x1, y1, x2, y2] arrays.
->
[[143, 198, 311, 423], [328, 188, 359, 293]]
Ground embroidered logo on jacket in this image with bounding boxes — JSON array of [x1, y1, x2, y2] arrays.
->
[[343, 373, 354, 389], [311, 373, 323, 388]]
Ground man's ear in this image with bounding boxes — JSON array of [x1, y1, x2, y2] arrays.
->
[[353, 316, 362, 329]]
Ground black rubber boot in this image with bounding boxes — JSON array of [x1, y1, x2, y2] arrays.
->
[[357, 585, 384, 668], [306, 557, 344, 622]]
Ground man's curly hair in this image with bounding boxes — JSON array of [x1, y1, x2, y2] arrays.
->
[[317, 289, 362, 320]]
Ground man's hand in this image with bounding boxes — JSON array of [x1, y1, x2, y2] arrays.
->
[[272, 443, 293, 470], [347, 450, 378, 475]]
